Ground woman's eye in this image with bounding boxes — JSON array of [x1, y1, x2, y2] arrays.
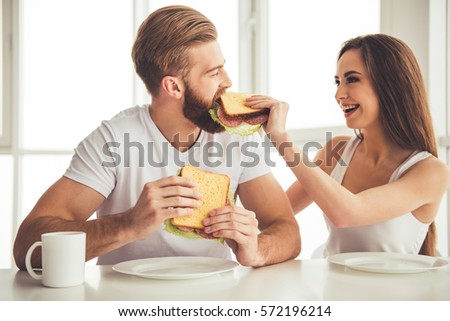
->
[[347, 76, 359, 83], [334, 79, 340, 86]]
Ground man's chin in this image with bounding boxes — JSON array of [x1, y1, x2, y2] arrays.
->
[[182, 90, 225, 133], [184, 111, 225, 133]]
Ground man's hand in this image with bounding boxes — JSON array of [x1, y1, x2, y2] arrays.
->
[[127, 176, 203, 241], [203, 205, 260, 266]]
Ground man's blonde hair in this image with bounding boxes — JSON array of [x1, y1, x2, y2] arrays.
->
[[132, 5, 217, 97]]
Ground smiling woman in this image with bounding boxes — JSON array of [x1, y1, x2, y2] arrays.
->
[[260, 33, 450, 258]]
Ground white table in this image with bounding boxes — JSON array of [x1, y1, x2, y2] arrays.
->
[[1, 258, 449, 301]]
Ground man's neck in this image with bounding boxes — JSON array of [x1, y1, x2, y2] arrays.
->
[[148, 101, 201, 152]]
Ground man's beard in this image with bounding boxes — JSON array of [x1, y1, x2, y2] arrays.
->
[[182, 84, 225, 134]]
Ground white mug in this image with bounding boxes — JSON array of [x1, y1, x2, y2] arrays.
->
[[25, 231, 86, 287]]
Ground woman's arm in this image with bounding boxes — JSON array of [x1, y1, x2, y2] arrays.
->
[[286, 135, 350, 214], [246, 95, 450, 227], [273, 131, 450, 227]]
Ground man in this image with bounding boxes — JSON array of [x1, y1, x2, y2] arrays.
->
[[13, 5, 300, 269]]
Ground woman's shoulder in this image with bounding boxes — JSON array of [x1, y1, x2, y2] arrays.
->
[[404, 155, 450, 222], [403, 154, 450, 190], [411, 154, 449, 171], [414, 155, 450, 178]]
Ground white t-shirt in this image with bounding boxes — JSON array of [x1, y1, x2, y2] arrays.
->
[[64, 105, 271, 264], [323, 136, 431, 257]]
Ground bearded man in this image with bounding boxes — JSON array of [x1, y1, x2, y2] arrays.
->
[[14, 5, 300, 269]]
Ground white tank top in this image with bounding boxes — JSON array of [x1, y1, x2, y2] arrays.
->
[[324, 136, 431, 257]]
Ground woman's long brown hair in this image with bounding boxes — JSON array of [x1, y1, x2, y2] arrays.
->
[[338, 34, 437, 256]]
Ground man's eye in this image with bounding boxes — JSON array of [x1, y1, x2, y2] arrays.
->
[[212, 70, 220, 77]]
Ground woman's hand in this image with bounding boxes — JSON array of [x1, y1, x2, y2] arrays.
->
[[245, 95, 290, 141]]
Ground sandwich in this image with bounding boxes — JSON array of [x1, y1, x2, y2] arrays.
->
[[209, 92, 269, 136], [164, 165, 232, 243]]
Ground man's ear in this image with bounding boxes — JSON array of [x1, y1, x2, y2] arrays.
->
[[161, 76, 184, 99]]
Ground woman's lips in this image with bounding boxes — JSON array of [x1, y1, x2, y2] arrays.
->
[[341, 104, 360, 117]]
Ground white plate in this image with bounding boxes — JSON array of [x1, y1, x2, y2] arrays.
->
[[112, 256, 239, 280], [327, 252, 449, 274]]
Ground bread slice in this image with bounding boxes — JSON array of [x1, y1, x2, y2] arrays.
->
[[171, 165, 230, 229], [220, 92, 261, 116]]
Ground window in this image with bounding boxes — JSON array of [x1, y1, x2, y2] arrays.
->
[[21, 0, 134, 150], [1, 0, 137, 268], [268, 0, 380, 129]]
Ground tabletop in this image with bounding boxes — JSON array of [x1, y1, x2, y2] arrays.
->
[[1, 258, 449, 301]]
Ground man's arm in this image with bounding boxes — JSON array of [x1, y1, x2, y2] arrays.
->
[[238, 173, 301, 266], [204, 173, 301, 267], [14, 175, 202, 270], [14, 177, 127, 270]]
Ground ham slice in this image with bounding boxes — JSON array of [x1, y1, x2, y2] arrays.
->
[[217, 105, 244, 127], [176, 226, 194, 232], [217, 103, 268, 127]]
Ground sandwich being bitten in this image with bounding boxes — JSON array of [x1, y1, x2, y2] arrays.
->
[[164, 165, 231, 242], [209, 92, 269, 136]]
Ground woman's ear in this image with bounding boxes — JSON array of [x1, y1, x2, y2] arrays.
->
[[161, 76, 184, 99]]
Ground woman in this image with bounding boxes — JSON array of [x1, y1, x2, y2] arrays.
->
[[248, 34, 450, 257]]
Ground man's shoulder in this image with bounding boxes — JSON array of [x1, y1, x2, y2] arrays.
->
[[109, 105, 147, 123], [102, 105, 149, 132]]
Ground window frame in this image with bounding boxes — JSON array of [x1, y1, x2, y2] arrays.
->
[[1, 0, 12, 149]]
